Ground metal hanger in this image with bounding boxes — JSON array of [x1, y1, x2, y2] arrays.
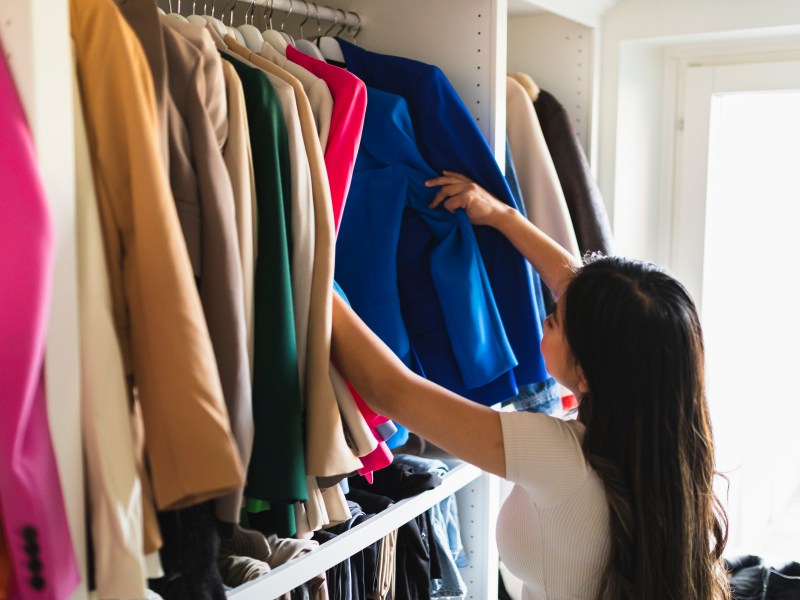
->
[[323, 8, 340, 37], [263, 0, 274, 30], [294, 1, 326, 60], [335, 9, 349, 37], [348, 11, 362, 44], [279, 0, 295, 44], [297, 0, 310, 39]]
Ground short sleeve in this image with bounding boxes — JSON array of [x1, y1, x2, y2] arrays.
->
[[500, 411, 592, 507]]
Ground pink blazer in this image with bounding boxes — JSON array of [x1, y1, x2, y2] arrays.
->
[[0, 48, 80, 599], [286, 45, 367, 233]]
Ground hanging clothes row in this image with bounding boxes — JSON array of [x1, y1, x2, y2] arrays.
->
[[65, 0, 396, 596], [506, 72, 614, 258], [1, 0, 612, 596]]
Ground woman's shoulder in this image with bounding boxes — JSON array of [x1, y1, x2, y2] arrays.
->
[[499, 411, 594, 506]]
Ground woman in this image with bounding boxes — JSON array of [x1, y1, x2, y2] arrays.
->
[[330, 172, 730, 599]]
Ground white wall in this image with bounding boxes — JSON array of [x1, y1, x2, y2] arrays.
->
[[597, 0, 800, 261], [508, 13, 596, 152]]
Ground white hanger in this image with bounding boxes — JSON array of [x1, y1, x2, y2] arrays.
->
[[219, 0, 247, 45], [316, 9, 346, 63], [262, 0, 289, 53], [185, 0, 209, 27], [196, 0, 228, 39], [168, 0, 190, 22], [294, 2, 326, 61], [238, 0, 266, 52]]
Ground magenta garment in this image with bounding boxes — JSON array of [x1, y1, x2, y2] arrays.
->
[[286, 45, 367, 233], [0, 48, 80, 599]]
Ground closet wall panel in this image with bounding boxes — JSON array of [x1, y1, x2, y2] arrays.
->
[[508, 13, 596, 155]]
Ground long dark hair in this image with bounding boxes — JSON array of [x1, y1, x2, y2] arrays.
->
[[562, 255, 729, 600]]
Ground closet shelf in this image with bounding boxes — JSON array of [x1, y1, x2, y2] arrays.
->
[[228, 461, 482, 599], [507, 0, 618, 27]]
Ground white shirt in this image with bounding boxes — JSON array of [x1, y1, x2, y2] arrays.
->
[[497, 412, 611, 599]]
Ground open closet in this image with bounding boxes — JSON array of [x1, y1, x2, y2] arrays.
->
[[0, 0, 612, 598]]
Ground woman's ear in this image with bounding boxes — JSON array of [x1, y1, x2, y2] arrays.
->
[[576, 365, 590, 396]]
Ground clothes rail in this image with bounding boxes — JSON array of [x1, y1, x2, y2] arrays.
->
[[237, 0, 364, 30]]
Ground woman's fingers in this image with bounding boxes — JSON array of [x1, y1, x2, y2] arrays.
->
[[429, 182, 470, 209], [425, 175, 464, 189], [441, 170, 472, 182]]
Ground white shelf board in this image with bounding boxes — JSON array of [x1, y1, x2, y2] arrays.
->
[[507, 0, 618, 27], [228, 462, 482, 600]]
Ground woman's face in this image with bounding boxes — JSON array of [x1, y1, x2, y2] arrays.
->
[[540, 295, 588, 396]]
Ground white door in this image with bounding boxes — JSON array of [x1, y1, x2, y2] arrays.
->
[[673, 59, 800, 556]]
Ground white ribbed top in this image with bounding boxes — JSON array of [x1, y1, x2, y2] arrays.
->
[[497, 412, 611, 600]]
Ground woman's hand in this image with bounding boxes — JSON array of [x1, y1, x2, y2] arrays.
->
[[426, 171, 580, 296], [425, 171, 512, 228]]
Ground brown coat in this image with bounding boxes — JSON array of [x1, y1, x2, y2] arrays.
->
[[71, 0, 244, 532]]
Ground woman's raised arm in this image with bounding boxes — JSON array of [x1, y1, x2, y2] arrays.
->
[[330, 293, 506, 478]]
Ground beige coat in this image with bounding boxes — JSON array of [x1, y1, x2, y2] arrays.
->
[[73, 49, 148, 598], [219, 60, 257, 372], [257, 42, 334, 151], [506, 76, 580, 257]]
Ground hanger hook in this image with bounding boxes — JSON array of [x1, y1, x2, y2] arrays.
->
[[247, 0, 255, 24], [311, 2, 321, 36], [349, 11, 362, 44], [323, 7, 339, 36], [297, 0, 309, 38], [264, 0, 274, 30], [227, 0, 237, 25], [281, 0, 293, 32], [336, 8, 348, 37]]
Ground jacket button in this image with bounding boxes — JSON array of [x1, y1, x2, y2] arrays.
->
[[24, 541, 39, 556], [28, 558, 42, 573], [30, 576, 45, 590], [21, 526, 37, 541]]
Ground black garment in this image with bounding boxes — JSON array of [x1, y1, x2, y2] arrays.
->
[[314, 501, 375, 600], [764, 562, 800, 600], [394, 511, 441, 600], [348, 462, 441, 501], [149, 502, 226, 600], [346, 488, 394, 597], [534, 89, 614, 256]]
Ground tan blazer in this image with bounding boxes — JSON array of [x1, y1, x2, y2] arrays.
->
[[117, 0, 169, 170], [161, 16, 228, 149], [73, 50, 148, 599], [158, 20, 252, 525], [506, 76, 580, 257], [70, 0, 244, 527], [219, 60, 257, 372], [225, 37, 363, 479], [258, 42, 334, 151]]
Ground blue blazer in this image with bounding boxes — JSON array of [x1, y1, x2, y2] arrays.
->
[[336, 88, 516, 393], [339, 40, 549, 402]]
